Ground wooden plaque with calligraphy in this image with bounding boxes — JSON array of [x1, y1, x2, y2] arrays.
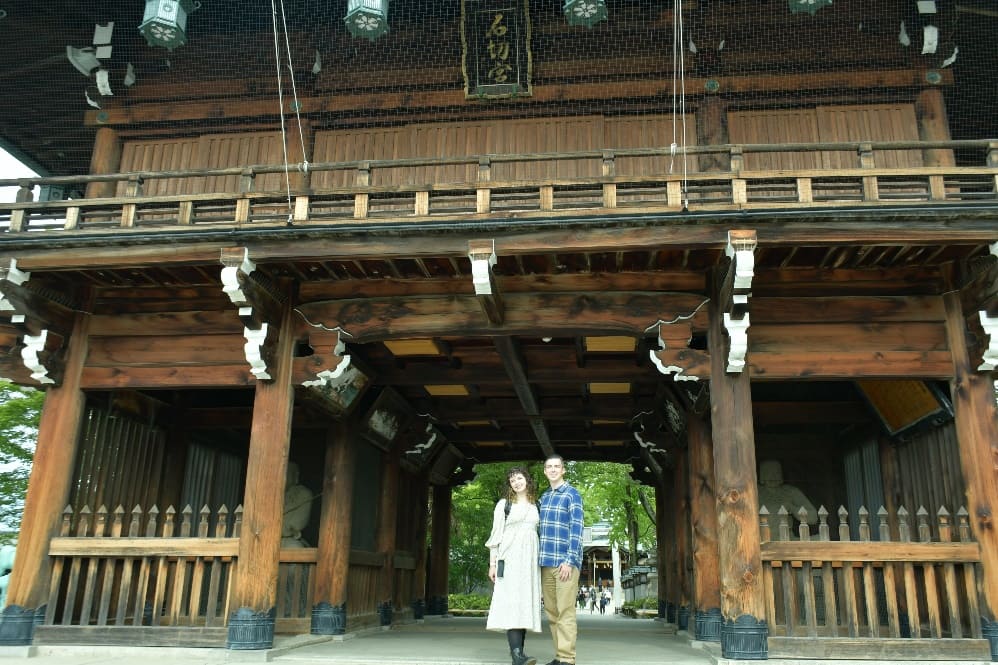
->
[[461, 0, 533, 99]]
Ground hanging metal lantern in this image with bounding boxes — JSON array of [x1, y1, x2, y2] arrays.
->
[[788, 0, 833, 15], [563, 0, 607, 28], [139, 0, 194, 50], [345, 0, 389, 41]]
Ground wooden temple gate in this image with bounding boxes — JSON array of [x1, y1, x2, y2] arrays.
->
[[0, 1, 995, 660]]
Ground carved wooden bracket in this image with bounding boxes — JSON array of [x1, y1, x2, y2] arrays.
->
[[977, 241, 998, 371], [722, 229, 757, 373], [468, 239, 504, 325], [221, 247, 284, 382], [0, 258, 75, 386], [648, 321, 710, 381], [293, 329, 352, 386]]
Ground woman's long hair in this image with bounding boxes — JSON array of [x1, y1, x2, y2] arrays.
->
[[504, 466, 538, 505]]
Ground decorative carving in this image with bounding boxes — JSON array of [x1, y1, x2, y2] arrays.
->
[[648, 321, 710, 381], [979, 311, 998, 371], [978, 241, 998, 371], [297, 329, 352, 387], [220, 248, 283, 382], [21, 330, 55, 385], [722, 229, 757, 373], [243, 323, 271, 381], [723, 312, 751, 373]]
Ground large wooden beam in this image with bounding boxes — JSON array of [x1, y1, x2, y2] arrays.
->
[[7, 218, 996, 272], [943, 290, 998, 628], [84, 70, 950, 127], [707, 278, 767, 657], [297, 292, 709, 342], [1, 308, 91, 644], [493, 336, 555, 459], [227, 296, 296, 649], [311, 421, 356, 634]]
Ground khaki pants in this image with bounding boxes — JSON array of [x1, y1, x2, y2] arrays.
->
[[541, 565, 579, 663]]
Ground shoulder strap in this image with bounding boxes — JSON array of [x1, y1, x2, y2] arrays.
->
[[504, 499, 512, 520]]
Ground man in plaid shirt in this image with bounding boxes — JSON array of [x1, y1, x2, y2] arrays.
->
[[538, 455, 583, 665]]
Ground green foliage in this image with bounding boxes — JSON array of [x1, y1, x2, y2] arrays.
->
[[0, 381, 44, 540], [570, 461, 656, 556], [621, 597, 658, 610], [447, 592, 491, 610]]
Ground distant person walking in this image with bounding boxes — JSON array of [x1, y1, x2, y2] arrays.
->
[[486, 466, 542, 665], [538, 455, 584, 665]]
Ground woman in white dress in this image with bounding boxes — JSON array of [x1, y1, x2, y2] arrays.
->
[[485, 467, 541, 665]]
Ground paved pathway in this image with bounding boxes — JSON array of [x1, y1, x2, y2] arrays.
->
[[0, 612, 716, 665]]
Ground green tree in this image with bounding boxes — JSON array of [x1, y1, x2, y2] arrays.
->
[[0, 381, 44, 541], [447, 460, 656, 593]]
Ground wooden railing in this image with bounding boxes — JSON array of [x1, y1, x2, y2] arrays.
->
[[1, 140, 995, 235], [760, 504, 989, 660], [276, 548, 316, 633], [39, 504, 239, 646]]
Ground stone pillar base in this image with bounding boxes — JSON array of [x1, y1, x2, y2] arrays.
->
[[226, 607, 276, 650], [694, 607, 723, 642], [720, 614, 768, 660], [311, 601, 346, 635]]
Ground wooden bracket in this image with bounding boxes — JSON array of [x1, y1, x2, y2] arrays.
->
[[294, 329, 352, 386], [221, 247, 285, 382], [468, 239, 504, 326], [0, 259, 76, 386], [648, 321, 710, 381], [721, 229, 757, 373], [979, 242, 998, 371]]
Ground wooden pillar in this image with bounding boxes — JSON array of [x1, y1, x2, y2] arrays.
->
[[707, 292, 767, 658], [311, 420, 356, 634], [227, 299, 296, 650], [688, 413, 722, 641], [655, 479, 669, 619], [411, 473, 431, 619], [86, 127, 123, 199], [0, 310, 91, 644], [696, 96, 730, 172], [943, 291, 998, 640], [376, 452, 400, 624], [427, 484, 452, 615], [674, 447, 692, 631], [915, 88, 955, 167]]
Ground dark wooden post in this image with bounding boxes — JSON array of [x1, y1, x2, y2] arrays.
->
[[86, 127, 123, 199], [226, 299, 296, 650], [311, 420, 356, 635], [688, 413, 723, 641], [674, 447, 692, 631], [915, 88, 955, 167], [427, 484, 452, 615], [376, 452, 400, 625], [411, 473, 431, 620], [0, 310, 91, 645], [708, 292, 767, 659], [696, 96, 730, 172], [655, 479, 669, 620], [157, 395, 190, 512], [943, 291, 998, 652]]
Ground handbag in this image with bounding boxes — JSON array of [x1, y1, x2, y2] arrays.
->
[[496, 499, 512, 578]]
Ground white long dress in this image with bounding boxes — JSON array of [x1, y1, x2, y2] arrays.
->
[[485, 499, 542, 632]]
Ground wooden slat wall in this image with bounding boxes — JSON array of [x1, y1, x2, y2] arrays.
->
[[893, 422, 966, 518], [70, 407, 166, 514], [117, 132, 285, 196], [311, 115, 693, 188], [729, 105, 923, 171]]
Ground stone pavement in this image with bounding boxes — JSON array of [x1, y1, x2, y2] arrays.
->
[[0, 611, 715, 665]]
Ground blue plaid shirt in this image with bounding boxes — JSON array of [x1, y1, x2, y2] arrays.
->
[[538, 482, 584, 569]]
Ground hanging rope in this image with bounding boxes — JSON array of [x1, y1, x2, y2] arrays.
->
[[269, 0, 309, 223], [671, 0, 689, 209]]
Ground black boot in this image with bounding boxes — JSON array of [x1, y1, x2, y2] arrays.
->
[[510, 647, 536, 665]]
